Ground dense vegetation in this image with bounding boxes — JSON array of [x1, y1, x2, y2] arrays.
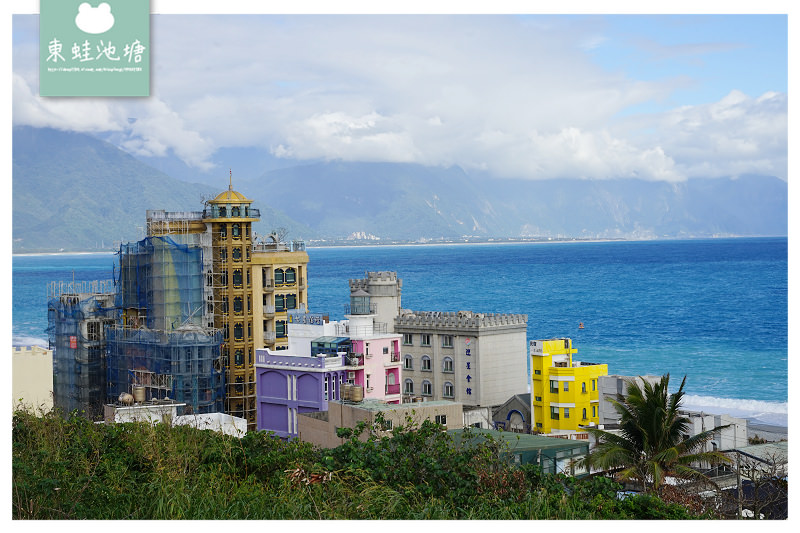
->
[[12, 409, 717, 520]]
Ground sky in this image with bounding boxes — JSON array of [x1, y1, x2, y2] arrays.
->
[[8, 3, 792, 183]]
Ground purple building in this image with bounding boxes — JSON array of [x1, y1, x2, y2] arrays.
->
[[255, 348, 357, 439]]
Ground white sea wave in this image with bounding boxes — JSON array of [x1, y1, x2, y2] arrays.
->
[[682, 394, 788, 427], [12, 336, 49, 348]]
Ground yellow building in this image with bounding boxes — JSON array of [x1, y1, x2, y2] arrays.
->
[[251, 237, 309, 352], [142, 179, 309, 430], [12, 346, 54, 413], [530, 338, 607, 434]]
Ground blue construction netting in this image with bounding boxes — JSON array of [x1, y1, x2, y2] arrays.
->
[[47, 290, 118, 418], [106, 325, 225, 415], [116, 235, 205, 330]]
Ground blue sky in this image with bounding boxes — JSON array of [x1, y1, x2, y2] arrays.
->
[[8, 4, 791, 183]]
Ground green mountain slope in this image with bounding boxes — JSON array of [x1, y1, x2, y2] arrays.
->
[[12, 126, 313, 252]]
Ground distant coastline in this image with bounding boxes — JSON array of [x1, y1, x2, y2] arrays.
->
[[12, 234, 787, 255]]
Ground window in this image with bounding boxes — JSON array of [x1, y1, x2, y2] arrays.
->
[[219, 224, 227, 238], [232, 223, 240, 238], [592, 406, 596, 417], [366, 374, 371, 390], [550, 406, 559, 420], [87, 320, 101, 341], [232, 247, 242, 261], [234, 323, 244, 340], [404, 355, 413, 370], [435, 414, 447, 425], [443, 382, 454, 398], [383, 346, 389, 354], [404, 379, 414, 394], [422, 380, 432, 396], [275, 269, 285, 285], [276, 320, 287, 338], [219, 206, 227, 218], [275, 294, 285, 311], [233, 269, 243, 287], [535, 396, 542, 402], [285, 268, 296, 284], [403, 333, 413, 345], [564, 408, 570, 419], [582, 408, 587, 420], [421, 334, 431, 346], [582, 381, 587, 393], [534, 370, 541, 375], [563, 381, 569, 392], [421, 355, 431, 371], [550, 380, 559, 393], [592, 379, 596, 391], [380, 419, 393, 431], [220, 248, 227, 262], [442, 335, 453, 348], [442, 357, 454, 373], [231, 206, 240, 217], [233, 296, 243, 314], [286, 294, 297, 310], [234, 349, 244, 366]]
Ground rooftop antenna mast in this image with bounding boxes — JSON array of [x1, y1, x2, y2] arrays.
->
[[229, 169, 233, 190]]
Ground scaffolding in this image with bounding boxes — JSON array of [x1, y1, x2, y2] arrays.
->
[[117, 235, 207, 331], [46, 280, 117, 419], [105, 325, 225, 415]]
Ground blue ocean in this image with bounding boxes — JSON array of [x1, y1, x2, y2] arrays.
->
[[12, 238, 788, 426]]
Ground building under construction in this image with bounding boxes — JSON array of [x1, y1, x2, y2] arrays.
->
[[47, 280, 116, 418], [47, 180, 309, 430]]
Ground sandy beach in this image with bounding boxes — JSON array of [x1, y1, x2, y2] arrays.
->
[[747, 422, 788, 443]]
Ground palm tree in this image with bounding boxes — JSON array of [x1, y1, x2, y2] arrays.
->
[[578, 374, 730, 494]]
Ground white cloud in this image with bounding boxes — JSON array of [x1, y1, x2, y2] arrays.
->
[[12, 15, 787, 182]]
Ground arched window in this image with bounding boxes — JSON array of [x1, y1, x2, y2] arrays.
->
[[221, 297, 229, 314], [442, 357, 454, 373], [443, 381, 454, 398], [233, 269, 242, 287], [234, 349, 244, 366], [233, 296, 243, 314], [232, 223, 240, 238], [404, 379, 414, 394], [276, 320, 287, 338], [275, 268, 285, 285], [219, 206, 227, 218], [231, 206, 240, 217], [421, 355, 431, 371], [422, 380, 432, 396], [286, 294, 297, 310], [234, 323, 244, 340], [285, 267, 296, 284], [404, 354, 413, 370], [275, 294, 285, 311], [219, 248, 227, 262], [232, 247, 241, 261]]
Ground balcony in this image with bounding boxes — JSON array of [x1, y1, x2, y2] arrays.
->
[[263, 306, 276, 317], [385, 383, 400, 395], [345, 354, 364, 368]]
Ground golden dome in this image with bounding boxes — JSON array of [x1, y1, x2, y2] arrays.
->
[[210, 188, 252, 203]]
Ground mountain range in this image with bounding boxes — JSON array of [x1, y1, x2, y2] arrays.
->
[[11, 126, 787, 253]]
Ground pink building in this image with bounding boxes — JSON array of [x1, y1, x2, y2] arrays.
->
[[343, 289, 402, 403]]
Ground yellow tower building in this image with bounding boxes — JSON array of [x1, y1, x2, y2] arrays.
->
[[530, 338, 607, 434], [203, 185, 259, 428]]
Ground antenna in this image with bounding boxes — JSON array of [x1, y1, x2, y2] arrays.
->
[[229, 169, 233, 190]]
